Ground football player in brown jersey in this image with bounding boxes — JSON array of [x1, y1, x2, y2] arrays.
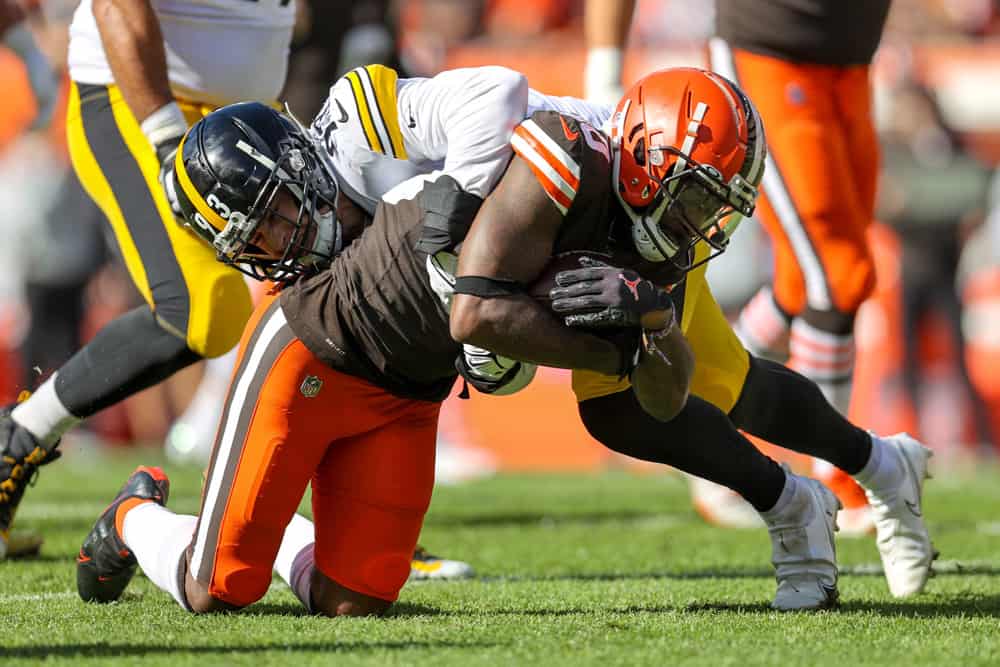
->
[[584, 0, 895, 532], [77, 67, 930, 617], [73, 96, 688, 618], [454, 67, 933, 607]]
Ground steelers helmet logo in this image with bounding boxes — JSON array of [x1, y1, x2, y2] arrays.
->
[[300, 375, 323, 398]]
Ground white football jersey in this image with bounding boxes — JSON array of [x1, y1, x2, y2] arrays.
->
[[308, 65, 614, 213], [67, 0, 295, 106]]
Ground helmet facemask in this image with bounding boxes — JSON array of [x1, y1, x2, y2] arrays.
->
[[626, 143, 757, 273], [211, 133, 342, 283]]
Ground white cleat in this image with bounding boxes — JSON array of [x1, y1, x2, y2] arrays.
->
[[863, 433, 935, 598], [764, 475, 841, 611], [409, 545, 475, 581]]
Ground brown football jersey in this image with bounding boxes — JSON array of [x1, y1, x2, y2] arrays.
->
[[282, 111, 657, 401], [512, 110, 683, 284], [280, 176, 472, 402], [716, 0, 891, 66]]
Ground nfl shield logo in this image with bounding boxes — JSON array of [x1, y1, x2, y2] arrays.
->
[[300, 375, 323, 398]]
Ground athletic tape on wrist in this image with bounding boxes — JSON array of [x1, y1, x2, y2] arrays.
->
[[141, 101, 187, 149]]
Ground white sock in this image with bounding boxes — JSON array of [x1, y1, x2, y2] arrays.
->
[[788, 319, 855, 416], [853, 434, 903, 492], [760, 470, 800, 520], [122, 502, 197, 611], [273, 514, 316, 612], [11, 373, 80, 447], [735, 287, 791, 363]]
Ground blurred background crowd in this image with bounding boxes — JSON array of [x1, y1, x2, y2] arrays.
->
[[2, 0, 1000, 477]]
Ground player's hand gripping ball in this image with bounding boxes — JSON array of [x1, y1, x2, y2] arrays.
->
[[532, 252, 674, 330]]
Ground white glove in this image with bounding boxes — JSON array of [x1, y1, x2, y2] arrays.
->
[[460, 345, 536, 396]]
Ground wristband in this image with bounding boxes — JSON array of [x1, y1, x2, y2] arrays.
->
[[641, 307, 677, 367], [141, 101, 187, 149]]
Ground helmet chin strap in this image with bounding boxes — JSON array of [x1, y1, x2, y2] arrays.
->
[[628, 193, 676, 263], [301, 208, 341, 267]]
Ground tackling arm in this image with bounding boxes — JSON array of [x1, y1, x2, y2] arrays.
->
[[400, 66, 530, 197], [449, 156, 626, 377]]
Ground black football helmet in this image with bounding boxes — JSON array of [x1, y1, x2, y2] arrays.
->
[[167, 102, 343, 282]]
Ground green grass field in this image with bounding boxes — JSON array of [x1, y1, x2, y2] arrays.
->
[[3, 446, 1000, 666]]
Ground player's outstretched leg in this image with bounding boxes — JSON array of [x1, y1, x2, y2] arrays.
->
[[77, 466, 170, 603], [732, 356, 937, 596], [854, 433, 935, 597], [760, 470, 841, 611], [0, 405, 61, 559]]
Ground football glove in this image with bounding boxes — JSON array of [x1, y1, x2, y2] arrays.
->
[[549, 256, 674, 329], [456, 345, 536, 396], [157, 136, 184, 218]]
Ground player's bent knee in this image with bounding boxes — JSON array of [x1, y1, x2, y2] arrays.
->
[[311, 568, 392, 617], [185, 271, 253, 358], [183, 571, 243, 614], [830, 252, 876, 314]]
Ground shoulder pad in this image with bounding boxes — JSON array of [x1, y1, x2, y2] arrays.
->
[[314, 65, 407, 160], [511, 111, 612, 215]]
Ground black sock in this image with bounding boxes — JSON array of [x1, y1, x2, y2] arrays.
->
[[729, 356, 872, 474], [54, 306, 201, 417], [579, 392, 786, 511]]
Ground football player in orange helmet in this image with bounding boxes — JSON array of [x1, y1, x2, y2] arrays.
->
[[552, 65, 933, 604], [610, 67, 764, 273]]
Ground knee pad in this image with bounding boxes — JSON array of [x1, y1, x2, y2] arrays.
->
[[184, 270, 253, 359], [312, 497, 421, 603]]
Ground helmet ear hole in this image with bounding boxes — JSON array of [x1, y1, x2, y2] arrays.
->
[[633, 137, 646, 167]]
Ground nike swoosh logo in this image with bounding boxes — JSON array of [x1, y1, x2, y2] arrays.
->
[[335, 99, 349, 124], [904, 499, 922, 517], [407, 114, 416, 129], [560, 116, 579, 142]]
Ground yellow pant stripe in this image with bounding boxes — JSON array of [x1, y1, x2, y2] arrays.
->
[[67, 83, 154, 305], [67, 82, 252, 358]]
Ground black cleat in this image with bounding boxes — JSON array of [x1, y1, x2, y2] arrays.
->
[[0, 402, 61, 559], [77, 466, 170, 603]]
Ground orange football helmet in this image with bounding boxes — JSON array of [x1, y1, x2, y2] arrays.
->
[[610, 67, 766, 271]]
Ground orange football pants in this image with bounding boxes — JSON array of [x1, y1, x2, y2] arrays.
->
[[716, 44, 879, 315], [189, 293, 440, 607]]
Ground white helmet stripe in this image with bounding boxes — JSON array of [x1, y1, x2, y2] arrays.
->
[[670, 101, 708, 195]]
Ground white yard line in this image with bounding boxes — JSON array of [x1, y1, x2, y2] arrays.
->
[[0, 591, 76, 602]]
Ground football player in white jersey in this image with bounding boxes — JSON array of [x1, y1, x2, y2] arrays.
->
[[0, 0, 462, 579], [0, 0, 295, 560]]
